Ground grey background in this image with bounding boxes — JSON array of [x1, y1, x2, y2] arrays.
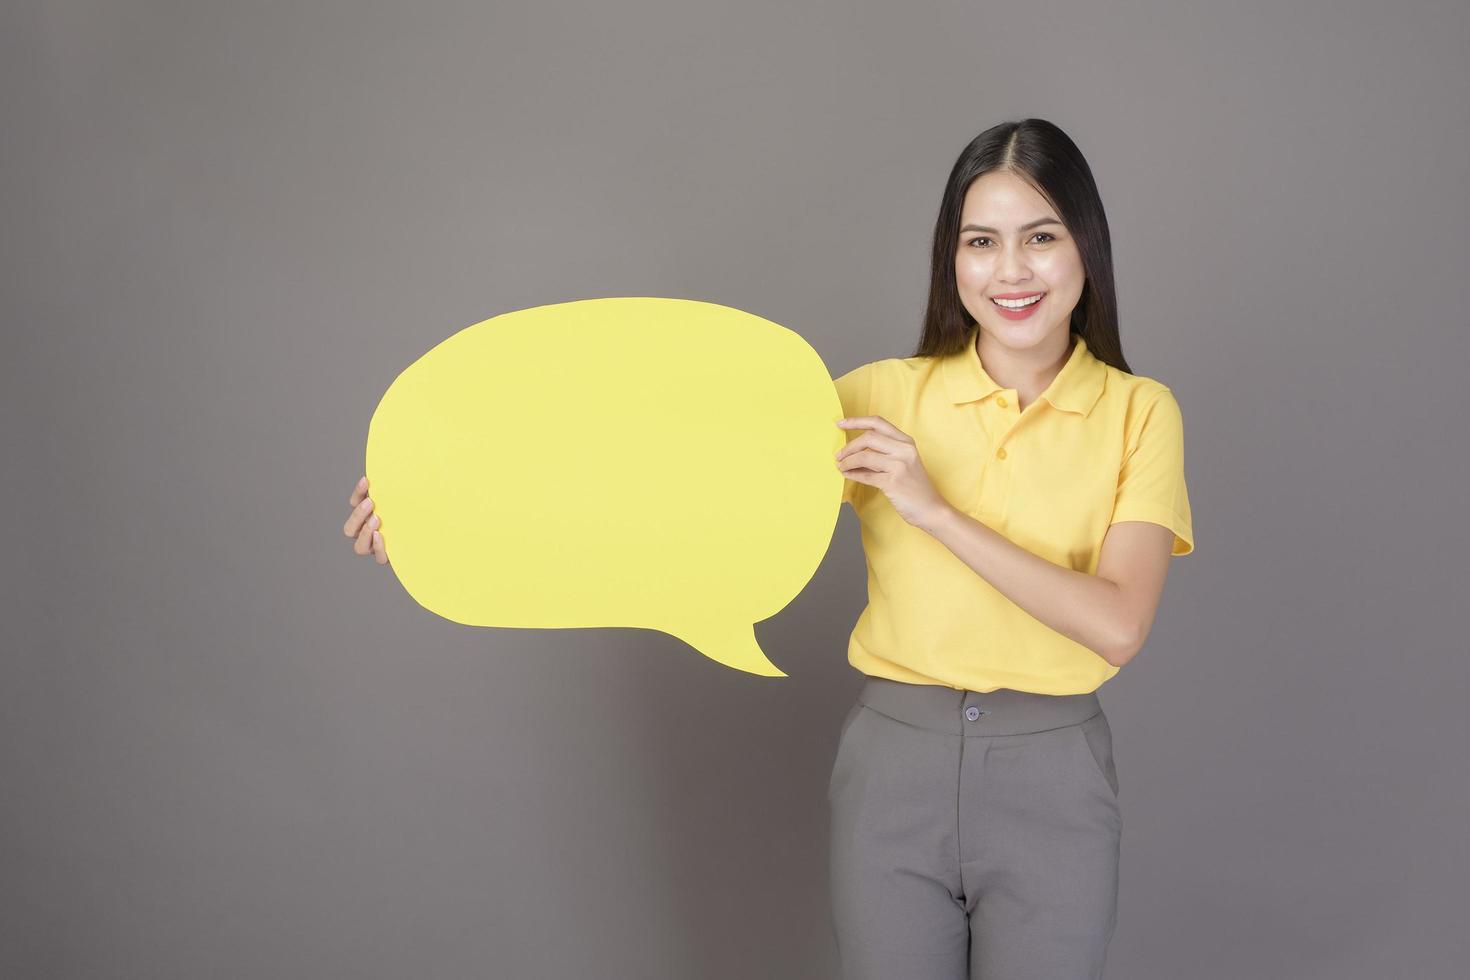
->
[[5, 1, 1467, 977]]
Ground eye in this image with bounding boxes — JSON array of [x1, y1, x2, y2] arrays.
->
[[964, 232, 1058, 248]]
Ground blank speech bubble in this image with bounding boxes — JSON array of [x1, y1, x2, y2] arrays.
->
[[364, 296, 848, 676]]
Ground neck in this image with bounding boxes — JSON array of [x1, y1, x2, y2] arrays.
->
[[976, 329, 1075, 403]]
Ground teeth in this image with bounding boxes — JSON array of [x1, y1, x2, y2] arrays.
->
[[993, 294, 1043, 309]]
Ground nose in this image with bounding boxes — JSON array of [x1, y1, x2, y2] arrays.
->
[[995, 244, 1033, 283]]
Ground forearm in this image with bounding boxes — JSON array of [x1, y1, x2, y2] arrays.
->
[[918, 503, 1135, 666]]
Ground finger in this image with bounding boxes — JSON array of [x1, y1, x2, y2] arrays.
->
[[840, 464, 881, 486], [343, 495, 373, 537], [349, 475, 368, 507], [839, 448, 899, 477], [372, 530, 389, 565], [836, 415, 913, 444], [835, 429, 903, 461], [353, 513, 380, 555]]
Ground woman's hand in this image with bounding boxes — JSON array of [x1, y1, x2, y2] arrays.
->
[[343, 475, 389, 565], [835, 417, 955, 531]]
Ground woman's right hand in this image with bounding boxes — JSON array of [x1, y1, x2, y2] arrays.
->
[[344, 475, 389, 565]]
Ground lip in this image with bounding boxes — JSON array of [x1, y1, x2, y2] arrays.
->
[[990, 291, 1046, 300], [989, 291, 1046, 321]]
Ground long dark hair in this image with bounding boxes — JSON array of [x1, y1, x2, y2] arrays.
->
[[913, 118, 1131, 374]]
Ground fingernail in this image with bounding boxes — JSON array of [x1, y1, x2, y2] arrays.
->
[[361, 497, 373, 510], [368, 515, 380, 528]]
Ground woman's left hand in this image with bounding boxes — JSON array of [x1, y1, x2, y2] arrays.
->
[[836, 416, 954, 531]]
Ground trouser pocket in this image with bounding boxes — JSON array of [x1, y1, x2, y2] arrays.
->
[[1074, 710, 1120, 800]]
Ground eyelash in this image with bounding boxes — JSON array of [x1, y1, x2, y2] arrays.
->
[[965, 233, 1057, 248]]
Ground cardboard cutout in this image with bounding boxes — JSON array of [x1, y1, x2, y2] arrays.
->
[[364, 296, 847, 676]]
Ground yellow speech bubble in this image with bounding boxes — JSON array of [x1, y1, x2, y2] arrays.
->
[[364, 297, 848, 676]]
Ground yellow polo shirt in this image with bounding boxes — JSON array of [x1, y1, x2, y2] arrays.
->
[[834, 326, 1194, 695]]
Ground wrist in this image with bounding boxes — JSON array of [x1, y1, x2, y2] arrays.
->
[[918, 500, 962, 537]]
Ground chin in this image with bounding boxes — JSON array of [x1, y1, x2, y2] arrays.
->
[[988, 318, 1060, 347]]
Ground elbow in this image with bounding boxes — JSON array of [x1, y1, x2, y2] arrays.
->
[[1104, 622, 1145, 668]]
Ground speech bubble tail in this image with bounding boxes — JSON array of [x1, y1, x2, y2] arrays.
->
[[669, 623, 788, 678]]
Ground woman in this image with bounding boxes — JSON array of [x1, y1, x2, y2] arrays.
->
[[342, 116, 1194, 979], [824, 118, 1192, 979]]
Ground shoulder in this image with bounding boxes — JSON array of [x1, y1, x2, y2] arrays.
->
[[839, 354, 929, 377], [835, 354, 930, 397], [1098, 364, 1183, 421], [837, 349, 979, 421], [867, 353, 943, 390], [1100, 361, 1174, 403], [1081, 360, 1188, 461], [1095, 367, 1189, 464]]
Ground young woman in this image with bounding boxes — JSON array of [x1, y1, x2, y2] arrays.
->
[[341, 116, 1193, 979], [825, 118, 1193, 979]]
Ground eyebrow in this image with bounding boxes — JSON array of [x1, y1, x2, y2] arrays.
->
[[959, 217, 1064, 234]]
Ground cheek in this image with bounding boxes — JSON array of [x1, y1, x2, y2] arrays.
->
[[955, 254, 988, 288], [1037, 251, 1085, 287]]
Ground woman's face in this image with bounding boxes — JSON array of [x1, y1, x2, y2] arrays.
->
[[954, 170, 1085, 354]]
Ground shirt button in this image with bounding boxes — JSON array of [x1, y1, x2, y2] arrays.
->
[[996, 447, 1007, 460], [965, 706, 980, 721], [996, 396, 1007, 408]]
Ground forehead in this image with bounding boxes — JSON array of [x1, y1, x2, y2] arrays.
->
[[960, 171, 1055, 220]]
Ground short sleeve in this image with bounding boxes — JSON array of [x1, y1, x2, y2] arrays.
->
[[834, 361, 875, 508], [1110, 388, 1195, 556]]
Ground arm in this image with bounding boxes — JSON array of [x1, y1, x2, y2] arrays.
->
[[919, 506, 1175, 667], [836, 388, 1191, 667]]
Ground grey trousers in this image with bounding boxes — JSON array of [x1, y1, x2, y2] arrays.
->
[[827, 676, 1122, 980]]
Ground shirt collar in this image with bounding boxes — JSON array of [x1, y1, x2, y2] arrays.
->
[[941, 326, 1106, 417]]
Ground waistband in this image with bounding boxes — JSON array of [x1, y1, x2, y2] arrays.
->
[[857, 676, 1101, 737]]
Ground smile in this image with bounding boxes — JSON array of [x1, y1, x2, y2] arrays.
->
[[991, 294, 1044, 309]]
